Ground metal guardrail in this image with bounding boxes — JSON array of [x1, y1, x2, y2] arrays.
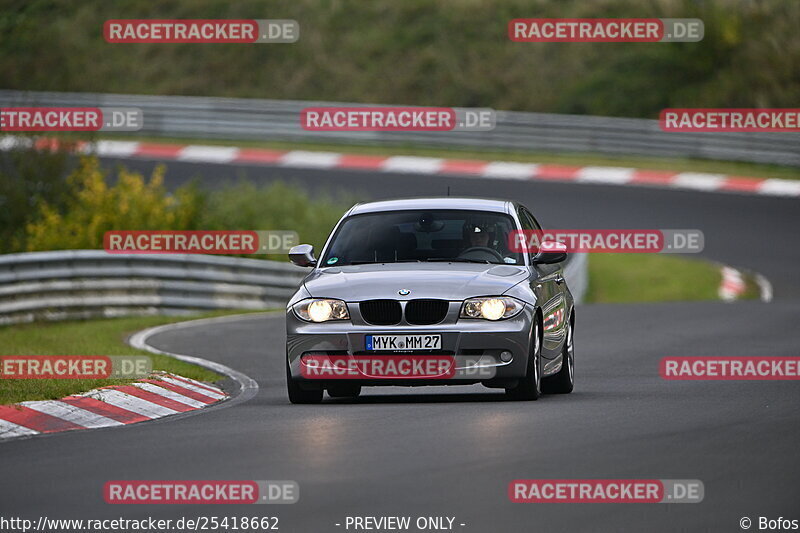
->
[[0, 250, 586, 326], [0, 250, 307, 325], [1, 90, 798, 166]]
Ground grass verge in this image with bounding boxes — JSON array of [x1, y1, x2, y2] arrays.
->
[[0, 310, 261, 405], [586, 254, 760, 304]]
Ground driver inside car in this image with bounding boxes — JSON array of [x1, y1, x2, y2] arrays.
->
[[463, 220, 495, 250], [462, 219, 516, 263]]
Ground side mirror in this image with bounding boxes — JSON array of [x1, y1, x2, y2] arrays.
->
[[532, 240, 567, 264], [289, 244, 317, 267]]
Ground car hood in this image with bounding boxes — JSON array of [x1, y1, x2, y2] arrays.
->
[[303, 263, 529, 301]]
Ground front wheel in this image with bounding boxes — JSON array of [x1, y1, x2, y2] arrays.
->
[[506, 316, 542, 401], [286, 359, 323, 404], [543, 314, 574, 394]]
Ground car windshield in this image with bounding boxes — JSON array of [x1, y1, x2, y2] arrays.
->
[[320, 209, 524, 266]]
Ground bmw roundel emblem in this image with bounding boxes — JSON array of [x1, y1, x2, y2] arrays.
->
[[398, 288, 411, 296]]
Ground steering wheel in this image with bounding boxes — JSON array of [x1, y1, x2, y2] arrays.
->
[[458, 246, 504, 262]]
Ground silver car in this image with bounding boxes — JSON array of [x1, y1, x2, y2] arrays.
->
[[285, 197, 574, 403]]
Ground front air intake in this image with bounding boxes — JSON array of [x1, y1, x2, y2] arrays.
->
[[405, 299, 449, 325], [359, 299, 402, 325]]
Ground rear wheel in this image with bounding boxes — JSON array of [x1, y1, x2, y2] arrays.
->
[[543, 314, 574, 394], [286, 359, 323, 404], [506, 316, 542, 401], [327, 383, 362, 399]]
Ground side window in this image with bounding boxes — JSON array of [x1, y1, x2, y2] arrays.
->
[[523, 208, 542, 231], [516, 206, 534, 231], [518, 207, 541, 232], [516, 207, 546, 262]]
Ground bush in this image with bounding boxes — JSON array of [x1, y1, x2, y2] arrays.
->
[[201, 180, 357, 258], [0, 138, 76, 253], [19, 156, 355, 256], [24, 157, 204, 251]]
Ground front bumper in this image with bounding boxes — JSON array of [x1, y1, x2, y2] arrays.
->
[[286, 302, 534, 386]]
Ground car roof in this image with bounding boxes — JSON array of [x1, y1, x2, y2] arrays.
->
[[348, 197, 513, 215]]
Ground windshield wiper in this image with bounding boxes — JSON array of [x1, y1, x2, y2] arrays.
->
[[426, 257, 492, 264]]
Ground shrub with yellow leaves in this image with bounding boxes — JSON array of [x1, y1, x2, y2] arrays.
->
[[24, 156, 204, 251]]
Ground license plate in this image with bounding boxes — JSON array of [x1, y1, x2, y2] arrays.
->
[[365, 334, 441, 351]]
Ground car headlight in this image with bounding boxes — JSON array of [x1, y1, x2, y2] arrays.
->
[[293, 298, 350, 322], [460, 296, 524, 321]]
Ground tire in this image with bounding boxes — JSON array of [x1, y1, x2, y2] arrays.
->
[[543, 314, 574, 394], [327, 383, 362, 399], [506, 315, 542, 401], [286, 359, 323, 404]]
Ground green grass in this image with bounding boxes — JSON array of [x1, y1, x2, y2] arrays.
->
[[0, 310, 258, 405], [94, 133, 800, 182], [585, 254, 760, 303]]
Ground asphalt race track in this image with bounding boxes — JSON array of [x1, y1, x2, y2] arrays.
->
[[101, 157, 800, 299], [2, 158, 799, 532]]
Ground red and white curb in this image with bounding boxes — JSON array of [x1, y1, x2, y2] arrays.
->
[[0, 372, 227, 441], [0, 313, 266, 443], [717, 266, 773, 302], [4, 136, 800, 198], [719, 266, 747, 301]]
